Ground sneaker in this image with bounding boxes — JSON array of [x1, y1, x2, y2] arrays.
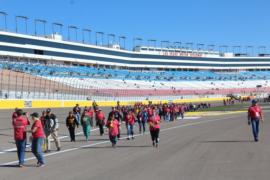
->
[[132, 136, 135, 140], [18, 164, 24, 168], [127, 137, 130, 140], [44, 150, 51, 153], [155, 143, 158, 148], [37, 163, 45, 167], [152, 142, 155, 147], [57, 147, 61, 151]]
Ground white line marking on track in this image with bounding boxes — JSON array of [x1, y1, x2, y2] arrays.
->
[[0, 116, 237, 166], [0, 128, 99, 155]]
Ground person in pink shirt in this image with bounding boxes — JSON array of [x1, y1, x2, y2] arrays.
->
[[106, 114, 119, 148], [12, 109, 30, 167], [126, 110, 135, 140], [148, 108, 161, 147], [28, 112, 45, 167], [248, 99, 263, 142]]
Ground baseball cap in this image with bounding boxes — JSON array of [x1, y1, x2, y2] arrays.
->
[[46, 108, 51, 113], [251, 99, 257, 104]]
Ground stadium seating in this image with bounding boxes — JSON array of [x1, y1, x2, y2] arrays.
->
[[0, 60, 270, 100]]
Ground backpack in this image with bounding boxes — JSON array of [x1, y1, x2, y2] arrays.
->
[[44, 115, 56, 136]]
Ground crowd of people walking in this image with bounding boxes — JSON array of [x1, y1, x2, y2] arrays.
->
[[11, 102, 189, 167]]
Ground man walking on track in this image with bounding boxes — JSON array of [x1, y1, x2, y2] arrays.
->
[[43, 108, 61, 152], [248, 99, 263, 142]]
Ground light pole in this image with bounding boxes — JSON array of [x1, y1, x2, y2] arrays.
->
[[233, 45, 241, 55], [186, 42, 193, 54], [107, 33, 115, 47], [96, 31, 104, 46], [68, 25, 78, 41], [197, 43, 204, 55], [207, 44, 215, 52], [148, 39, 156, 51], [119, 36, 126, 50], [173, 42, 181, 49], [34, 19, 47, 36], [161, 41, 170, 55], [258, 46, 266, 56], [0, 11, 7, 31], [219, 45, 228, 55], [82, 28, 91, 44], [133, 37, 143, 50], [245, 45, 253, 56], [52, 22, 63, 35], [15, 15, 28, 34]]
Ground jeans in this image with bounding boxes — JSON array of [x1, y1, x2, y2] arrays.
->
[[75, 113, 81, 125], [32, 138, 45, 165], [138, 120, 146, 133], [251, 119, 260, 140], [127, 124, 134, 138], [164, 113, 170, 122], [179, 112, 184, 119], [15, 139, 26, 165]]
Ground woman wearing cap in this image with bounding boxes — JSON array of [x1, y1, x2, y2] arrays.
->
[[28, 112, 45, 167]]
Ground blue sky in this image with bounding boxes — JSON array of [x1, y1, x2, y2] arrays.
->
[[0, 0, 269, 51]]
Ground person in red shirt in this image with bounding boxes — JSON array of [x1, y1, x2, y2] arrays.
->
[[96, 109, 105, 136], [248, 100, 263, 142], [106, 114, 119, 148], [148, 108, 161, 147], [28, 112, 45, 167], [126, 110, 136, 140], [12, 109, 30, 167]]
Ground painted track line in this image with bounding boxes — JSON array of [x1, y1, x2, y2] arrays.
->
[[0, 128, 99, 155]]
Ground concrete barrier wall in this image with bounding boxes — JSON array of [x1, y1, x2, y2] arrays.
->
[[0, 97, 231, 109]]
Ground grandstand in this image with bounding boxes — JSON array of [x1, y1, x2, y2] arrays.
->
[[0, 13, 270, 102]]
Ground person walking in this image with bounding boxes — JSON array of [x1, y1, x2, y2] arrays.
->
[[73, 104, 81, 125], [43, 108, 61, 152], [139, 108, 148, 134], [81, 110, 92, 141], [248, 99, 263, 142], [28, 112, 45, 167], [148, 108, 161, 147], [12, 109, 30, 167], [96, 109, 105, 136], [66, 111, 78, 142], [108, 107, 123, 139], [126, 110, 135, 140], [106, 114, 119, 148]]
